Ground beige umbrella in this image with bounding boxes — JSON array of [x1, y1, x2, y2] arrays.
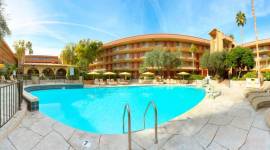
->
[[177, 72, 190, 75], [0, 64, 5, 69], [87, 71, 99, 75], [104, 71, 116, 79], [87, 71, 100, 79], [119, 72, 131, 80], [177, 72, 190, 80], [142, 72, 154, 76]]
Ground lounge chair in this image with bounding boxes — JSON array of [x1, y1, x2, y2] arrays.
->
[[94, 79, 99, 85], [1, 75, 12, 83], [206, 85, 221, 99], [108, 79, 117, 85], [119, 79, 129, 85], [265, 109, 270, 128], [250, 96, 270, 110], [10, 75, 17, 82], [244, 82, 270, 98], [99, 79, 105, 85]]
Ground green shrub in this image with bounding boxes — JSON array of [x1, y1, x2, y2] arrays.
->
[[263, 72, 270, 81], [242, 71, 257, 80], [189, 74, 204, 80]]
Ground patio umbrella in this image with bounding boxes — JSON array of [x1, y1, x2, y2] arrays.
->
[[119, 72, 131, 80], [177, 72, 190, 80], [87, 71, 100, 79], [87, 71, 99, 75], [142, 72, 154, 76], [104, 71, 116, 79], [0, 64, 5, 69]]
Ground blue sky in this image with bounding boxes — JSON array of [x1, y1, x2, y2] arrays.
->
[[3, 0, 270, 55]]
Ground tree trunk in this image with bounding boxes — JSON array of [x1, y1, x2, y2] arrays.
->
[[252, 0, 262, 81]]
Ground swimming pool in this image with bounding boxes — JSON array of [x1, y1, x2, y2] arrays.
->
[[30, 85, 205, 134]]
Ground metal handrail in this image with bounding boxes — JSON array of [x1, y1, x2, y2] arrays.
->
[[122, 104, 132, 150], [143, 101, 158, 144]]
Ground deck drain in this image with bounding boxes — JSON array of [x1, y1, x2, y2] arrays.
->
[[82, 140, 91, 149]]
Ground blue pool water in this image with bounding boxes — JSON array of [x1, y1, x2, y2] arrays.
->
[[31, 86, 205, 134]]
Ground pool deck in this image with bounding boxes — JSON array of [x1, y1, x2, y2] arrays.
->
[[1, 83, 270, 150]]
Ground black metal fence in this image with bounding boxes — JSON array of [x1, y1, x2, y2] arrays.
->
[[0, 81, 23, 127]]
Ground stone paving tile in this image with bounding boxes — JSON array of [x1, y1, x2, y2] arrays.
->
[[99, 134, 143, 150], [29, 117, 55, 136], [162, 135, 204, 150], [194, 124, 219, 148], [0, 138, 16, 150], [228, 107, 255, 118], [206, 142, 227, 150], [240, 127, 270, 150], [53, 122, 75, 140], [32, 131, 70, 150], [208, 114, 234, 126], [252, 110, 270, 131], [213, 125, 248, 149], [8, 127, 42, 150], [132, 129, 174, 150], [164, 117, 208, 136], [68, 130, 100, 150], [230, 116, 254, 131]]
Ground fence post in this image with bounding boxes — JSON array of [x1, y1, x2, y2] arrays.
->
[[18, 80, 23, 110]]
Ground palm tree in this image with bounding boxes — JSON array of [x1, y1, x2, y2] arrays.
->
[[236, 11, 247, 43], [0, 1, 11, 38], [13, 40, 33, 75], [190, 44, 198, 73], [251, 0, 262, 80]]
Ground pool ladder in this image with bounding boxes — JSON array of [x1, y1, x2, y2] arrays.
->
[[122, 101, 158, 150]]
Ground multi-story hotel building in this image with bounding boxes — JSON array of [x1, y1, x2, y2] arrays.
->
[[242, 39, 270, 71], [90, 34, 210, 78], [0, 40, 17, 65], [89, 29, 236, 78]]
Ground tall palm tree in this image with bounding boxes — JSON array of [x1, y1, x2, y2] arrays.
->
[[236, 11, 247, 43], [251, 0, 262, 80], [14, 40, 33, 75], [0, 1, 11, 38], [190, 44, 198, 73]]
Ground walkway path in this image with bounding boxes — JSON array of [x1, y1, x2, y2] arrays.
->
[[0, 84, 270, 150]]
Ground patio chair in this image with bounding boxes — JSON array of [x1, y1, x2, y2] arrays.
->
[[250, 96, 270, 110], [119, 79, 129, 85], [244, 82, 270, 98], [94, 79, 99, 85], [10, 75, 17, 82], [109, 79, 117, 85], [99, 79, 105, 85], [206, 85, 221, 99], [1, 75, 12, 83]]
